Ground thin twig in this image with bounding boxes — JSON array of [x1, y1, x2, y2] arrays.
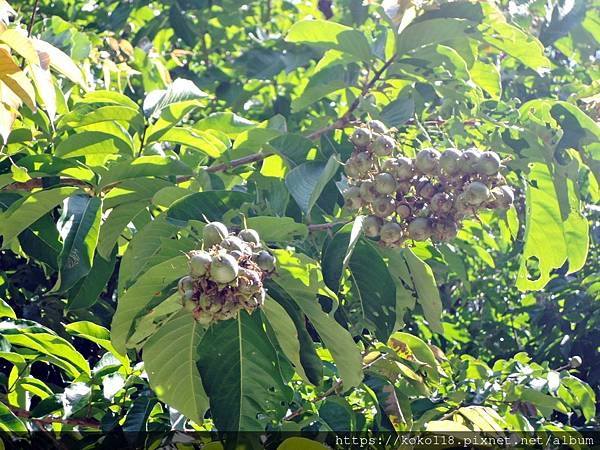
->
[[307, 221, 348, 232], [4, 177, 91, 191], [27, 0, 41, 37]]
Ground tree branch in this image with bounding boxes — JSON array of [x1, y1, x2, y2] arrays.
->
[[27, 0, 41, 37], [306, 53, 397, 140], [3, 177, 91, 191], [12, 407, 101, 428], [307, 221, 348, 232]]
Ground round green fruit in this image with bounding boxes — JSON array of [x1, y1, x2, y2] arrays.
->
[[203, 221, 229, 248], [415, 148, 441, 175], [368, 120, 387, 134], [416, 180, 436, 200], [396, 203, 412, 220], [395, 157, 414, 181], [355, 152, 374, 175], [372, 196, 395, 218], [370, 134, 395, 156], [221, 236, 247, 253], [238, 229, 260, 246], [363, 215, 383, 238], [188, 250, 212, 277], [380, 222, 403, 244], [344, 157, 361, 179], [460, 148, 481, 174], [374, 172, 397, 194], [178, 276, 194, 295], [477, 151, 501, 176], [343, 186, 363, 210], [430, 192, 453, 215], [439, 148, 462, 176], [490, 185, 514, 209], [350, 127, 372, 147], [407, 217, 432, 241], [182, 291, 197, 312], [431, 220, 458, 242], [464, 181, 490, 206], [210, 254, 239, 284], [256, 250, 277, 273], [359, 180, 379, 203]]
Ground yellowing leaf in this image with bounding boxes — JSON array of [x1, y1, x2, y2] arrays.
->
[[0, 29, 39, 65], [425, 419, 473, 432], [30, 63, 56, 121], [0, 47, 36, 111], [0, 100, 15, 143], [33, 39, 87, 88]]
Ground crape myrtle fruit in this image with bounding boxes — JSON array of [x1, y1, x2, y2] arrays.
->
[[341, 122, 515, 248], [177, 222, 277, 325]]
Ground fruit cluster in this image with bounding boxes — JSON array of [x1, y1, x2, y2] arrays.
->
[[177, 222, 276, 325], [342, 121, 514, 247]]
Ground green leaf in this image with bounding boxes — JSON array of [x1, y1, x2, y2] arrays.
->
[[347, 239, 396, 340], [167, 191, 252, 224], [143, 310, 209, 424], [197, 311, 292, 431], [0, 319, 89, 377], [285, 155, 339, 214], [402, 248, 443, 334], [111, 255, 188, 354], [33, 39, 87, 87], [98, 156, 192, 189], [55, 130, 134, 160], [65, 321, 129, 369], [271, 250, 363, 388], [470, 60, 501, 100], [322, 217, 365, 293], [58, 104, 143, 132], [0, 187, 80, 249], [291, 65, 359, 112], [397, 18, 474, 54], [0, 402, 27, 432], [387, 332, 439, 382], [18, 214, 61, 270], [380, 90, 415, 126], [262, 298, 311, 384], [67, 248, 117, 310], [480, 3, 551, 73], [55, 195, 102, 292], [517, 163, 589, 291], [195, 112, 256, 137], [245, 216, 308, 242], [143, 78, 208, 119], [319, 397, 354, 431], [285, 20, 373, 61], [97, 201, 147, 260], [155, 127, 227, 158], [0, 299, 16, 319]]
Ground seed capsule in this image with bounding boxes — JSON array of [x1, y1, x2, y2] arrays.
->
[[203, 222, 229, 248], [374, 172, 397, 194], [477, 151, 501, 176], [238, 229, 261, 246], [368, 119, 388, 134], [344, 157, 361, 179], [355, 152, 374, 176], [255, 250, 276, 272], [416, 180, 436, 200], [221, 236, 247, 253], [372, 196, 395, 218], [430, 192, 453, 215], [188, 251, 212, 277], [407, 217, 432, 241], [490, 185, 514, 209], [370, 134, 396, 156], [464, 181, 490, 206], [439, 148, 462, 176], [431, 220, 458, 242], [363, 215, 383, 238], [380, 222, 403, 244], [395, 203, 412, 220], [351, 127, 372, 148], [460, 148, 481, 174], [415, 148, 441, 175], [359, 180, 379, 203], [209, 254, 239, 284], [343, 186, 363, 210], [178, 276, 194, 295], [395, 157, 414, 181]]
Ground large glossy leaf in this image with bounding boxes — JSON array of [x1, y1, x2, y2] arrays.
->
[[111, 255, 188, 354], [291, 65, 359, 112], [194, 112, 256, 137], [397, 18, 473, 55], [33, 39, 87, 87], [197, 311, 292, 431], [55, 130, 133, 160], [98, 156, 192, 189], [0, 319, 89, 377], [143, 310, 209, 424], [167, 191, 252, 224], [271, 250, 363, 388], [143, 78, 208, 119], [0, 402, 27, 432], [402, 248, 443, 334], [67, 248, 117, 310], [322, 218, 364, 293], [0, 47, 36, 111], [0, 29, 38, 64], [97, 201, 147, 260], [155, 127, 227, 158], [285, 20, 373, 61], [517, 163, 588, 290], [55, 195, 102, 292], [285, 155, 339, 214], [0, 187, 80, 248], [64, 321, 129, 369], [245, 216, 308, 242]]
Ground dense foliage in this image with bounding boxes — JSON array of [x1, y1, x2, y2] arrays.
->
[[0, 0, 598, 447]]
